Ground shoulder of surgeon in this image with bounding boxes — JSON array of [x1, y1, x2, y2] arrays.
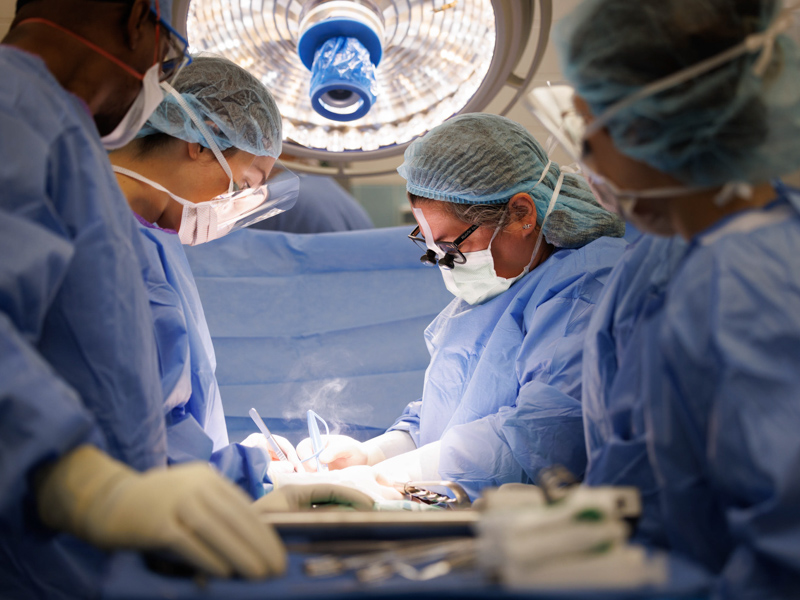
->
[[522, 235, 628, 303]]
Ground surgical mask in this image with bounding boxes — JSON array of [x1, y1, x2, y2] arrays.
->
[[415, 172, 564, 306], [113, 163, 298, 245], [101, 63, 165, 150], [439, 228, 529, 306]]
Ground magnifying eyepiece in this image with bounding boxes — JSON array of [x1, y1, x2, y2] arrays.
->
[[439, 254, 455, 270], [420, 249, 438, 266]]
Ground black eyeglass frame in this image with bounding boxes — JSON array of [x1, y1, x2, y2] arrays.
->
[[408, 224, 479, 269]]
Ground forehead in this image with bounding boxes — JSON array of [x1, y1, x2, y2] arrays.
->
[[412, 200, 470, 240]]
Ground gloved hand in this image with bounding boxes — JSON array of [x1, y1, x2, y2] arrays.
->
[[36, 445, 286, 579], [254, 483, 375, 512], [296, 431, 417, 471], [242, 432, 306, 472], [267, 465, 405, 502], [296, 434, 372, 471]]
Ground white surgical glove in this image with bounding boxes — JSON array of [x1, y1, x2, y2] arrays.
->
[[242, 432, 305, 472], [36, 445, 286, 579], [372, 441, 442, 484], [296, 431, 417, 471], [267, 465, 405, 502], [253, 483, 375, 512]]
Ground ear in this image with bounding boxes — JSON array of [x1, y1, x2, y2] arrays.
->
[[125, 0, 153, 51], [186, 142, 203, 161], [508, 193, 538, 237]]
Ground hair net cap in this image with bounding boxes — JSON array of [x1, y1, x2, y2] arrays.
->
[[397, 113, 624, 248], [138, 55, 282, 158], [555, 0, 800, 186]]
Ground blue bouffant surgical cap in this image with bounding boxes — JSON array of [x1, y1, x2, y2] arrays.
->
[[397, 113, 624, 248], [138, 55, 283, 158], [555, 0, 800, 186]]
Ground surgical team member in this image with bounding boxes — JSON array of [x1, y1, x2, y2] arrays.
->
[[299, 114, 627, 499], [550, 0, 800, 596], [109, 54, 300, 498], [0, 0, 285, 597]]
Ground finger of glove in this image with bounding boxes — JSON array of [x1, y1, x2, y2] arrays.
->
[[295, 438, 314, 461], [200, 484, 287, 574], [252, 489, 293, 513], [319, 443, 362, 465], [307, 484, 375, 510], [325, 455, 365, 471], [165, 526, 234, 579], [180, 491, 285, 578], [241, 433, 268, 450], [272, 435, 303, 472]]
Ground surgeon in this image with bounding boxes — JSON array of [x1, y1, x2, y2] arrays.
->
[[297, 114, 627, 500], [0, 0, 287, 597], [109, 54, 302, 498], [546, 0, 800, 596]]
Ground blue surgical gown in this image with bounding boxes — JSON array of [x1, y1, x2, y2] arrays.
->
[[586, 183, 800, 599], [135, 217, 270, 498], [0, 47, 166, 599], [388, 236, 627, 499], [582, 233, 688, 547]]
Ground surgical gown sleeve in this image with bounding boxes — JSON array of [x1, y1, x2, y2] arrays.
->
[[436, 293, 594, 500], [649, 227, 800, 598], [388, 400, 423, 446], [0, 211, 104, 530], [136, 224, 271, 498]]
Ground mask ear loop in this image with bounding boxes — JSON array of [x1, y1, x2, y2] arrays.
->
[[111, 165, 192, 206], [160, 81, 236, 194], [526, 172, 565, 271]]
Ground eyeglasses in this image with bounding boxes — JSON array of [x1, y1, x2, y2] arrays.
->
[[408, 224, 479, 270], [149, 9, 192, 82]]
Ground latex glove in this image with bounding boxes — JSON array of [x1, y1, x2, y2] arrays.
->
[[296, 431, 416, 471], [253, 483, 375, 512], [268, 465, 405, 502], [296, 434, 371, 471], [371, 441, 442, 484], [242, 432, 305, 472], [36, 445, 286, 579]]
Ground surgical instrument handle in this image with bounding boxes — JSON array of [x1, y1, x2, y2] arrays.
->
[[248, 407, 288, 461]]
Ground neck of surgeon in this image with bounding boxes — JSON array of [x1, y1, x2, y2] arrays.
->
[[109, 139, 185, 229]]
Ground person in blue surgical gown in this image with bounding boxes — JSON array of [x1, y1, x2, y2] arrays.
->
[[0, 1, 287, 598], [296, 113, 628, 500], [109, 54, 302, 498], [552, 0, 800, 596]]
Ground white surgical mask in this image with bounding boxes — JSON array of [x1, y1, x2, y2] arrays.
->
[[102, 63, 165, 150], [422, 173, 565, 306], [112, 165, 297, 245], [440, 228, 529, 306]]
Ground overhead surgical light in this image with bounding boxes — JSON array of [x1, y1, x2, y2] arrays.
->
[[298, 1, 383, 121], [186, 0, 551, 176]]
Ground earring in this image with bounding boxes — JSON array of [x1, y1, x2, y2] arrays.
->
[[522, 223, 532, 230]]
